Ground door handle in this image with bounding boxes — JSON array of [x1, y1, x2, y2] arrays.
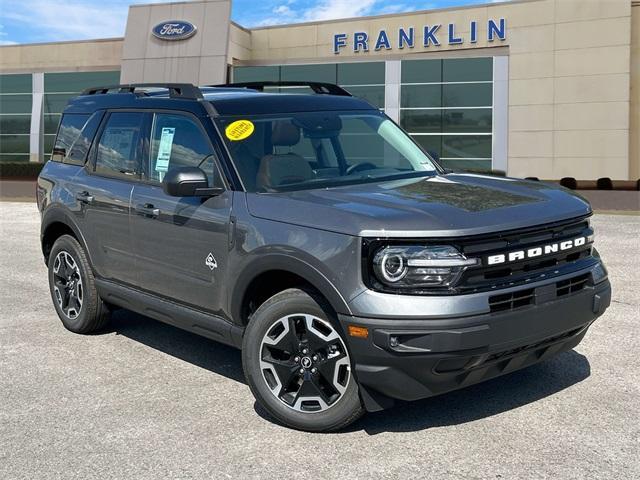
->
[[135, 203, 160, 218], [75, 191, 94, 204]]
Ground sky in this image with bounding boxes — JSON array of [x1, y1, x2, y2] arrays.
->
[[0, 0, 507, 46]]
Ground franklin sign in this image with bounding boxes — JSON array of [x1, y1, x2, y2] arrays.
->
[[152, 21, 197, 41], [333, 18, 506, 54]]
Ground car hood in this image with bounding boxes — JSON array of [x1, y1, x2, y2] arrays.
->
[[245, 174, 592, 237]]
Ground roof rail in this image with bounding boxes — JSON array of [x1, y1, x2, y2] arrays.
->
[[81, 83, 203, 100], [212, 81, 352, 97]]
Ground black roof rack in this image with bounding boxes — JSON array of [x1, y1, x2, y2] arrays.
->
[[81, 83, 203, 100], [212, 81, 352, 97]]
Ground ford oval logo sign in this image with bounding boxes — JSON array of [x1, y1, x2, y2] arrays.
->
[[152, 21, 197, 41]]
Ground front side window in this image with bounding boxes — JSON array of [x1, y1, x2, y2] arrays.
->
[[216, 110, 439, 193], [147, 113, 217, 185], [94, 112, 145, 179]]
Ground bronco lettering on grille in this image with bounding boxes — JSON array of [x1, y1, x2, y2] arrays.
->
[[486, 236, 587, 265]]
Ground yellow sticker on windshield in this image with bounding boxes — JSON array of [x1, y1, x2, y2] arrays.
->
[[225, 120, 255, 141]]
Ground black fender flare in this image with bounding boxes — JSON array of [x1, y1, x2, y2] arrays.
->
[[229, 253, 353, 324], [40, 205, 92, 265]]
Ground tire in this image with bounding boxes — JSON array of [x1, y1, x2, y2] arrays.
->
[[47, 234, 110, 334], [242, 288, 364, 432]]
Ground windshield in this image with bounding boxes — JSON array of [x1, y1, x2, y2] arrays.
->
[[215, 110, 439, 193]]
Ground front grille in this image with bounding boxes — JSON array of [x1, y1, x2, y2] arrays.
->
[[457, 216, 594, 293], [556, 273, 590, 297], [488, 272, 593, 312], [489, 288, 535, 312]]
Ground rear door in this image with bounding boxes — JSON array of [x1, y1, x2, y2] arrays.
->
[[72, 111, 147, 285], [130, 111, 232, 313]]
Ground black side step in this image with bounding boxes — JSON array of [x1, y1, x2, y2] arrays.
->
[[95, 278, 243, 348]]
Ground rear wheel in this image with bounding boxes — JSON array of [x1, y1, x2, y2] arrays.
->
[[48, 235, 110, 334], [242, 288, 364, 432]]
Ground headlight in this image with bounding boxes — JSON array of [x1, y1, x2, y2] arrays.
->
[[372, 245, 478, 288]]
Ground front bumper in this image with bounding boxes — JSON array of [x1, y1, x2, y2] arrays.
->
[[338, 274, 611, 412]]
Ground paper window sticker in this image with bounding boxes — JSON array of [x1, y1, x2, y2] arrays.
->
[[155, 127, 176, 172]]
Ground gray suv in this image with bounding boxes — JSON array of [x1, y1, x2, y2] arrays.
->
[[37, 82, 611, 432]]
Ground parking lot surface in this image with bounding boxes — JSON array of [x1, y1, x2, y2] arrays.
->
[[1, 202, 638, 479]]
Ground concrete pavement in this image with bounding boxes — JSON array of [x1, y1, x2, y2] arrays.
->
[[0, 202, 638, 479]]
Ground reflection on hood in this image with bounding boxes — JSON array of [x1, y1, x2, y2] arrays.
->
[[395, 176, 542, 212]]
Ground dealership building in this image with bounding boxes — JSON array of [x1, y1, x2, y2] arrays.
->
[[0, 0, 638, 180]]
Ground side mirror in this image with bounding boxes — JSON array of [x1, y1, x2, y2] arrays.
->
[[162, 167, 224, 197], [427, 150, 440, 162]]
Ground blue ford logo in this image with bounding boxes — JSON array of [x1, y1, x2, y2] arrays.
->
[[152, 21, 197, 41]]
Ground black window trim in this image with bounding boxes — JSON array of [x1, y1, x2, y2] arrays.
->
[[86, 109, 150, 183], [140, 109, 229, 191]]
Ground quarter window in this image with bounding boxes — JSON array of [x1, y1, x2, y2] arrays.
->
[[94, 112, 145, 179], [51, 114, 89, 163], [148, 113, 218, 185]]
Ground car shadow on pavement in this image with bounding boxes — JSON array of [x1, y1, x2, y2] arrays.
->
[[107, 309, 246, 384], [106, 309, 590, 435], [344, 350, 591, 435]]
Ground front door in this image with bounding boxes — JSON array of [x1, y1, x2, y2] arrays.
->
[[130, 112, 232, 314]]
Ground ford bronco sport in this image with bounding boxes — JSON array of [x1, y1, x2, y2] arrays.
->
[[37, 82, 611, 432]]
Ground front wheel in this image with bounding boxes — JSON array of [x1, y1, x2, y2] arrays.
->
[[242, 289, 364, 432]]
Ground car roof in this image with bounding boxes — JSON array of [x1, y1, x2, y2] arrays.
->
[[62, 86, 377, 116]]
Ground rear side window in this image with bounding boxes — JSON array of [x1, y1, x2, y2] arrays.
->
[[147, 113, 214, 183], [51, 114, 89, 163], [62, 112, 103, 166], [94, 112, 145, 180]]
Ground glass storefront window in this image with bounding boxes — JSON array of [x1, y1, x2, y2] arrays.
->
[[0, 94, 32, 114], [338, 62, 384, 85], [0, 154, 30, 162], [233, 66, 279, 83], [401, 59, 441, 83], [401, 84, 441, 108], [281, 64, 337, 83], [44, 115, 62, 135], [0, 135, 30, 154], [443, 109, 492, 133], [44, 71, 120, 93], [400, 57, 494, 169], [0, 74, 32, 94], [0, 115, 31, 135], [443, 58, 492, 82], [44, 135, 56, 154], [400, 110, 443, 133], [443, 83, 492, 108], [232, 62, 386, 108], [438, 158, 492, 171], [442, 135, 492, 159], [0, 71, 119, 163], [0, 74, 33, 162]]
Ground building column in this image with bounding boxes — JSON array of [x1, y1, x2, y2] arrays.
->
[[492, 56, 508, 173], [384, 60, 401, 123], [30, 73, 44, 163]]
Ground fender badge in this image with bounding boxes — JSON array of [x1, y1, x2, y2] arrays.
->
[[205, 253, 218, 271]]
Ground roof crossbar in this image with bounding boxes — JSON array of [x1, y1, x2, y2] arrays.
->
[[81, 83, 203, 100], [212, 81, 352, 97]]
